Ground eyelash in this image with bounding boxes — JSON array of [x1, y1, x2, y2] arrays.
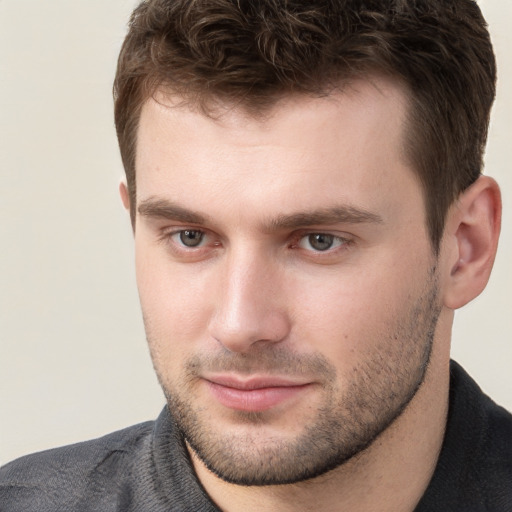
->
[[158, 228, 217, 255], [293, 232, 351, 253], [159, 228, 353, 259]]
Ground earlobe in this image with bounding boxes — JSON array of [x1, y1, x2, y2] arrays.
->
[[119, 179, 131, 211], [443, 176, 501, 310]]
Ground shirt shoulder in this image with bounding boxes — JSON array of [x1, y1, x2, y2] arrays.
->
[[416, 361, 512, 511], [477, 393, 512, 508], [0, 421, 154, 512]]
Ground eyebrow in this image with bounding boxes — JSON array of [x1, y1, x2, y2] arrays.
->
[[265, 206, 383, 231], [138, 197, 383, 229], [138, 197, 208, 224]]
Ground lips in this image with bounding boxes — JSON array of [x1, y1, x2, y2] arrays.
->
[[204, 375, 312, 412]]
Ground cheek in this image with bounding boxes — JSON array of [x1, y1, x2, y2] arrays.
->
[[135, 246, 214, 366], [290, 264, 418, 368]]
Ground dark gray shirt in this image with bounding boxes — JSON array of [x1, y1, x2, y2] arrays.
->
[[1, 361, 511, 511]]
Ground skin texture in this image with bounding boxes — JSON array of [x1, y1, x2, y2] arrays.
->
[[122, 76, 501, 511]]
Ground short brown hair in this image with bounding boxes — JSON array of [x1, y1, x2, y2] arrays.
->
[[114, 0, 496, 251]]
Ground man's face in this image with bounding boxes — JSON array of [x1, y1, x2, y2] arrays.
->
[[133, 78, 442, 485]]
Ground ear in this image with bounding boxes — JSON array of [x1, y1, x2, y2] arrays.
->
[[119, 178, 131, 211], [442, 176, 501, 310]]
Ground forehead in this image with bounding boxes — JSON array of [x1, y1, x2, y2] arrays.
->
[[134, 76, 422, 229], [140, 76, 409, 145]]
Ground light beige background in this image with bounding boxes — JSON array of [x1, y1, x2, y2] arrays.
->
[[1, 0, 510, 465]]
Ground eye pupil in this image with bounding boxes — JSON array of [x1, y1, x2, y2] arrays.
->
[[309, 233, 334, 251], [180, 230, 203, 247]]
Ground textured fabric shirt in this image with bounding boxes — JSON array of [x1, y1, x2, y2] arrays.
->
[[1, 361, 511, 511]]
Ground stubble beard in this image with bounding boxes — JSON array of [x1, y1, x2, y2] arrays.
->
[[149, 268, 441, 486]]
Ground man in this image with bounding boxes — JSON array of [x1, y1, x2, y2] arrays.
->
[[1, 0, 510, 510]]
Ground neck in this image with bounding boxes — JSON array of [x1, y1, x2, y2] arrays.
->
[[191, 327, 451, 512]]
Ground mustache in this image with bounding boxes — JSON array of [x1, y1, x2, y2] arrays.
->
[[184, 346, 336, 380]]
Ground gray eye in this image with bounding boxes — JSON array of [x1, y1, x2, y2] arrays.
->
[[179, 230, 204, 247], [307, 234, 334, 251]]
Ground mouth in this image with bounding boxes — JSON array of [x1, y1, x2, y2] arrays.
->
[[203, 375, 313, 412]]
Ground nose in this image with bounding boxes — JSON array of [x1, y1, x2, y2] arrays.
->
[[207, 250, 291, 353]]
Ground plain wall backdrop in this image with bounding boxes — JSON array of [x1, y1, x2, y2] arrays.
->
[[1, 0, 511, 465]]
